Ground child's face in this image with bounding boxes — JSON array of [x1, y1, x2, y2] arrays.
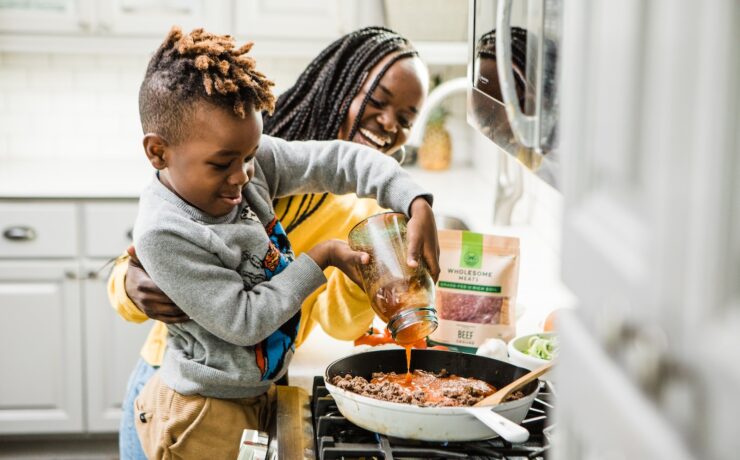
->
[[157, 103, 262, 217], [338, 54, 428, 156]]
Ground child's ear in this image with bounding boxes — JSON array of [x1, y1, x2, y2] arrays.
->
[[143, 133, 169, 170]]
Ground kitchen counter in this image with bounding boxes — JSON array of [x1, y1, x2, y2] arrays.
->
[[0, 157, 492, 202], [0, 158, 153, 198]]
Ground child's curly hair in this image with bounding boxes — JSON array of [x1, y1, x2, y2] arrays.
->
[[139, 26, 275, 143]]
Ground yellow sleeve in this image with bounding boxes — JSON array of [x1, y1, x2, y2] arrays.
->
[[140, 321, 168, 367], [107, 251, 168, 367], [107, 252, 149, 324], [295, 267, 374, 347]]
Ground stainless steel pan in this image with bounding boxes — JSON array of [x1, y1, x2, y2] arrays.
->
[[324, 348, 540, 442]]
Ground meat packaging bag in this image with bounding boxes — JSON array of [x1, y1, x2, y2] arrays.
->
[[428, 230, 520, 351]]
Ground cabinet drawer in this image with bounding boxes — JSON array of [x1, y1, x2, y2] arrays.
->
[[0, 202, 78, 258], [83, 202, 138, 258]]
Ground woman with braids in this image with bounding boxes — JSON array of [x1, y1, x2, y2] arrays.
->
[[264, 26, 429, 345], [112, 26, 435, 459]]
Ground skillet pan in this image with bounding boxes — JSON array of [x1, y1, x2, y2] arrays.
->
[[324, 348, 540, 442]]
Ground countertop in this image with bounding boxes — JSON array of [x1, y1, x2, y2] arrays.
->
[[0, 158, 153, 199], [0, 158, 493, 201]]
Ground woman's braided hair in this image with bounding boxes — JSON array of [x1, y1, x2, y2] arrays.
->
[[264, 26, 416, 142], [264, 26, 419, 233], [139, 26, 276, 143], [477, 27, 529, 109], [476, 27, 557, 111]]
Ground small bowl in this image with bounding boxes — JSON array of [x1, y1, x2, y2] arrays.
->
[[507, 332, 557, 375]]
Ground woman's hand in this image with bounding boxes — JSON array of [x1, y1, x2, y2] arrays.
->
[[306, 240, 369, 289], [125, 246, 190, 324], [406, 197, 441, 282]]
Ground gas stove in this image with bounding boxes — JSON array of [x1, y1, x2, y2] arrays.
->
[[265, 376, 554, 459]]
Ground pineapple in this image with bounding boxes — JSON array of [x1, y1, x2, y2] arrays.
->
[[418, 105, 452, 171]]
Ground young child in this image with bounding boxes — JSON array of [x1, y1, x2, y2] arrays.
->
[[131, 27, 438, 458]]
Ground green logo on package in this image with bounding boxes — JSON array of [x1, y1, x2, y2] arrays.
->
[[459, 231, 483, 269], [463, 251, 479, 266]]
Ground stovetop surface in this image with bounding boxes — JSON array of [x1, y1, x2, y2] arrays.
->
[[310, 376, 554, 460]]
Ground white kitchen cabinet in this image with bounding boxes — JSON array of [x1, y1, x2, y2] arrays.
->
[[82, 202, 137, 258], [0, 202, 79, 258], [96, 0, 230, 36], [555, 0, 739, 459], [0, 0, 229, 36], [0, 0, 466, 66], [83, 259, 150, 433], [0, 198, 149, 435], [0, 261, 84, 434], [234, 0, 342, 40], [1, 0, 347, 39], [81, 201, 150, 432], [0, 0, 93, 34]]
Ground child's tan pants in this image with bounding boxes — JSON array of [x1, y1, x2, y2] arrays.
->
[[134, 372, 275, 460]]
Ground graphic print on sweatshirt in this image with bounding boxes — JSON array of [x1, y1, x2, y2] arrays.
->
[[252, 217, 301, 381]]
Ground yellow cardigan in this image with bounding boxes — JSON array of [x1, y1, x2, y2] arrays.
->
[[108, 193, 383, 367]]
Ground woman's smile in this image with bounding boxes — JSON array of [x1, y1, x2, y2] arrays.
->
[[358, 127, 392, 151]]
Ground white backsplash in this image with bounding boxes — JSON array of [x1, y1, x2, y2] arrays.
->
[[0, 51, 311, 161], [0, 51, 467, 162]]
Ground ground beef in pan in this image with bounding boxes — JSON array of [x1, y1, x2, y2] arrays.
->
[[331, 369, 525, 407]]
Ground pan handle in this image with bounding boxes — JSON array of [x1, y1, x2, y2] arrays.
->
[[464, 407, 530, 444]]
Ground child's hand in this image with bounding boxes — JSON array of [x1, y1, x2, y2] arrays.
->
[[406, 197, 441, 282], [306, 240, 369, 289]]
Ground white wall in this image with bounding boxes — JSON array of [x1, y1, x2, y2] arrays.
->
[[0, 52, 311, 161]]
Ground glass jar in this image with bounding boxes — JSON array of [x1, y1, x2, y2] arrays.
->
[[348, 212, 438, 345]]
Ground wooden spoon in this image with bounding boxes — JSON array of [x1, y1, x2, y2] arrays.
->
[[474, 362, 553, 407]]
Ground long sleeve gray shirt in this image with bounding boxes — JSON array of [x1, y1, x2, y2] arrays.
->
[[133, 135, 431, 398]]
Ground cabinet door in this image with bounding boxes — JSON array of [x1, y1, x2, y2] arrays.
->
[[96, 0, 230, 36], [0, 262, 83, 434], [556, 0, 693, 456], [83, 260, 151, 432], [0, 0, 93, 34], [234, 0, 342, 40], [0, 202, 78, 258], [82, 202, 137, 258], [556, 0, 739, 459]]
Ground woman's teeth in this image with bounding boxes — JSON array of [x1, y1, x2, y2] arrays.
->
[[360, 128, 391, 148]]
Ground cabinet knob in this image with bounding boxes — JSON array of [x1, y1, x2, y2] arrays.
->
[[3, 226, 37, 241], [126, 229, 133, 240]]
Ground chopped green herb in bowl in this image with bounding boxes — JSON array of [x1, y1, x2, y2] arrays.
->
[[508, 332, 557, 373]]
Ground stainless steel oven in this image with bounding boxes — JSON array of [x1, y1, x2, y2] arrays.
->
[[468, 0, 563, 189]]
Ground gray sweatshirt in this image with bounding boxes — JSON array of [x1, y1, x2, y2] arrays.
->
[[134, 134, 431, 398]]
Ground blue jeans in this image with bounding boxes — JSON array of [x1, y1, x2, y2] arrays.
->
[[120, 358, 157, 460]]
